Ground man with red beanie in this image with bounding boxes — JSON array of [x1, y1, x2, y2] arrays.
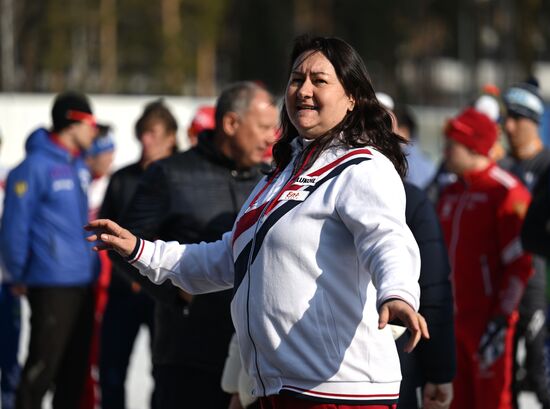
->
[[437, 108, 533, 409]]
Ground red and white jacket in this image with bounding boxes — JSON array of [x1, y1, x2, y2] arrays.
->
[[437, 163, 533, 328], [130, 139, 420, 405]]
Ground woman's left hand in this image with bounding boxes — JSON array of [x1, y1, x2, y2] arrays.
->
[[84, 219, 137, 258], [378, 299, 429, 352]]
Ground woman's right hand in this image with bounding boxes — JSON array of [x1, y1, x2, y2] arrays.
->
[[378, 299, 430, 353], [85, 219, 137, 258]]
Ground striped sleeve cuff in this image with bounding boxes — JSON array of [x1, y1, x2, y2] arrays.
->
[[127, 238, 144, 264], [377, 292, 419, 313]]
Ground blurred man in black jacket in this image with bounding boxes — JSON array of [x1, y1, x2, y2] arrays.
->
[[384, 101, 456, 409], [116, 82, 278, 409], [499, 79, 550, 409], [397, 183, 456, 409], [98, 100, 178, 409]]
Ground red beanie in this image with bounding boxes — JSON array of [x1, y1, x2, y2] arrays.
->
[[445, 108, 497, 157]]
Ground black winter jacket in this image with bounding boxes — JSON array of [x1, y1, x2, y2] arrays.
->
[[100, 162, 149, 293], [500, 150, 550, 293], [522, 167, 550, 258], [396, 183, 456, 408], [119, 131, 262, 371]]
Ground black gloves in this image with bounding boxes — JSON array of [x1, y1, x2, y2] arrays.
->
[[478, 315, 508, 370]]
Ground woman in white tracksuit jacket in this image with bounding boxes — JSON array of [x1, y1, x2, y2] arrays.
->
[[86, 35, 427, 409]]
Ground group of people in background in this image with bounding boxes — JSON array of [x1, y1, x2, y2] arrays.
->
[[386, 77, 550, 409], [1, 34, 550, 409]]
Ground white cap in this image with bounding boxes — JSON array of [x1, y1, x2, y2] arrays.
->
[[376, 92, 395, 111], [474, 95, 500, 123]]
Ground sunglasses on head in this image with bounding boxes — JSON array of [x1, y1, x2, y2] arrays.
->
[[66, 110, 98, 128]]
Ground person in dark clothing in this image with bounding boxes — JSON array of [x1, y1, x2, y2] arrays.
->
[[396, 182, 456, 409], [98, 100, 178, 409], [380, 100, 455, 409], [113, 81, 278, 409], [393, 104, 436, 190], [374, 97, 455, 409], [498, 78, 550, 409], [522, 168, 550, 255], [522, 173, 550, 408]]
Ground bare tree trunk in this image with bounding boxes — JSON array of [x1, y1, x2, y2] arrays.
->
[[18, 0, 44, 91], [21, 41, 37, 91], [161, 0, 184, 93], [49, 30, 66, 92], [293, 0, 315, 34], [315, 0, 333, 34], [293, 0, 333, 36], [517, 0, 539, 76], [499, 0, 516, 87], [1, 0, 16, 91], [69, 0, 89, 89], [45, 0, 67, 91], [100, 0, 117, 92], [196, 37, 215, 96]]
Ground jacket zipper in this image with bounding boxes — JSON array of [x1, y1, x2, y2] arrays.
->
[[480, 254, 493, 296], [449, 191, 468, 270], [448, 189, 468, 315], [243, 148, 316, 396], [245, 200, 270, 396]]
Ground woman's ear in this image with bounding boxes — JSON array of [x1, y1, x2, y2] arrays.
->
[[348, 97, 355, 112]]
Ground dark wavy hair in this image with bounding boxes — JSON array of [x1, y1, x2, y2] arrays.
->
[[273, 35, 407, 177]]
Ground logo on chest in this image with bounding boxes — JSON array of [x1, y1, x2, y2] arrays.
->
[[52, 179, 75, 192], [279, 190, 310, 202], [295, 176, 318, 186]]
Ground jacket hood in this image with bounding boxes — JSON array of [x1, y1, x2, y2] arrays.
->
[[25, 127, 73, 162]]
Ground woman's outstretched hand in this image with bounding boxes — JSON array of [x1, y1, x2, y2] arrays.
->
[[378, 299, 430, 353], [85, 219, 137, 258]]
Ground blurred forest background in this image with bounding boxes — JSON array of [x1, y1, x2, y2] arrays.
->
[[1, 0, 550, 104]]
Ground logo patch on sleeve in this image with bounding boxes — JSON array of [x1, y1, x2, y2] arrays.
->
[[280, 190, 310, 202], [14, 181, 28, 197]]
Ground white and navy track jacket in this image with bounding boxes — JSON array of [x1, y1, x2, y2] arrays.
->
[[129, 139, 421, 405]]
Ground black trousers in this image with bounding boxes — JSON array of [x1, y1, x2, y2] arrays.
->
[[16, 286, 94, 409], [154, 363, 231, 409], [99, 289, 156, 409], [512, 260, 550, 409]]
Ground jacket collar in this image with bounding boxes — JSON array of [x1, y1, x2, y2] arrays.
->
[[461, 161, 495, 184], [49, 133, 82, 158], [195, 130, 260, 179], [25, 128, 81, 164]]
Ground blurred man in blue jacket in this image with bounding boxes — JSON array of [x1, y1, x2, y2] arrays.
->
[[0, 132, 21, 409], [0, 91, 100, 409]]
